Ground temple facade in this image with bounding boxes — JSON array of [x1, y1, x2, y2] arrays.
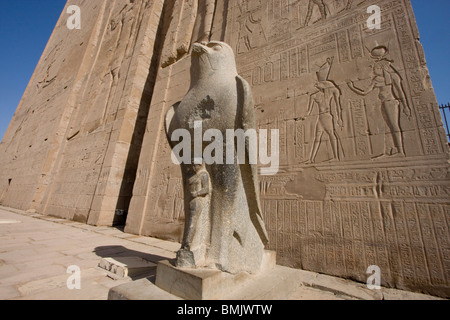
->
[[0, 0, 448, 297]]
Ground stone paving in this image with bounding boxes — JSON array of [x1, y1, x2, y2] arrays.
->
[[0, 206, 177, 300], [0, 206, 443, 300]]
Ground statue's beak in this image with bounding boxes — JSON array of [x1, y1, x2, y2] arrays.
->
[[192, 42, 209, 56]]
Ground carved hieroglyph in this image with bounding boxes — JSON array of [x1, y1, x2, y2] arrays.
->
[[303, 57, 344, 163], [165, 41, 268, 274], [126, 0, 449, 297], [0, 0, 448, 297]]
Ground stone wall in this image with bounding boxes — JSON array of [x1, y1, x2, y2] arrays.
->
[[125, 0, 450, 296], [1, 0, 448, 297], [0, 0, 164, 226]]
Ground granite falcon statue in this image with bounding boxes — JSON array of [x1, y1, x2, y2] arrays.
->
[[165, 41, 269, 274]]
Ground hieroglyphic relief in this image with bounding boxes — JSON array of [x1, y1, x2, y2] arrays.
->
[[260, 174, 299, 199], [9, 0, 439, 296], [303, 0, 327, 27], [237, 0, 266, 54], [261, 197, 449, 287], [316, 165, 450, 202], [67, 1, 142, 137], [347, 45, 412, 159], [302, 57, 344, 164], [12, 4, 450, 291], [229, 0, 446, 165], [218, 0, 450, 296]]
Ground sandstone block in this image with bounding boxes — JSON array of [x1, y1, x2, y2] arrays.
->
[[98, 257, 156, 279]]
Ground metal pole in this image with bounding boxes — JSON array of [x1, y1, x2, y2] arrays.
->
[[441, 104, 450, 141]]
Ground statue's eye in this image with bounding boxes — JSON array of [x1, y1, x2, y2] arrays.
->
[[208, 43, 222, 51]]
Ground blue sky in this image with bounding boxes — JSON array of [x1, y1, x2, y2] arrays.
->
[[0, 0, 449, 142]]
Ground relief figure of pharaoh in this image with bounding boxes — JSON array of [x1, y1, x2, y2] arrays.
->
[[347, 46, 412, 158]]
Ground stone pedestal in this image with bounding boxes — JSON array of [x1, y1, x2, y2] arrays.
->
[[108, 251, 302, 300]]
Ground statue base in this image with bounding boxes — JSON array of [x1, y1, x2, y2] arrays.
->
[[108, 251, 302, 300]]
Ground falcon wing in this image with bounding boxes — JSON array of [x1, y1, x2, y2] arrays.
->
[[236, 75, 269, 245]]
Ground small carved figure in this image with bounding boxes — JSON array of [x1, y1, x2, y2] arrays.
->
[[237, 11, 266, 54], [347, 46, 412, 158], [304, 0, 327, 27], [303, 58, 344, 164], [176, 162, 210, 267], [346, 0, 353, 10]]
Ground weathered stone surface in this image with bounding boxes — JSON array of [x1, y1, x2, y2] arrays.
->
[[98, 257, 156, 279], [108, 278, 182, 300], [0, 0, 165, 226], [2, 207, 441, 300], [0, 219, 21, 224], [155, 251, 276, 299], [126, 0, 450, 298], [0, 0, 449, 298], [156, 260, 245, 300], [109, 251, 302, 300], [164, 40, 268, 274]]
